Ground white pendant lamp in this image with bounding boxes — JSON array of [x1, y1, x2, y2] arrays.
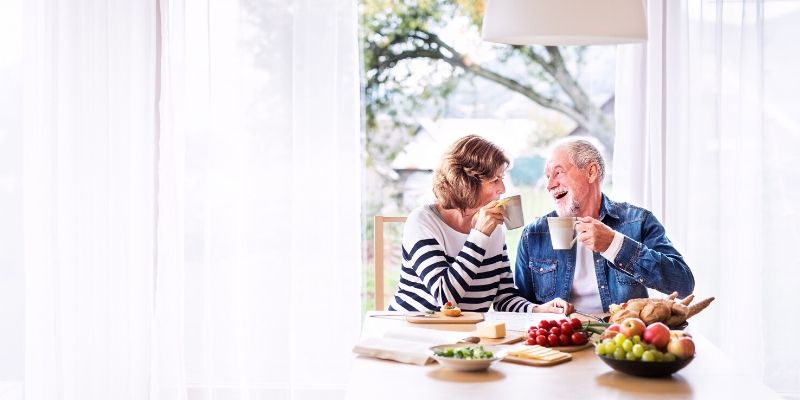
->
[[482, 0, 647, 46]]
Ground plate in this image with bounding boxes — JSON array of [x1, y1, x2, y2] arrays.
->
[[597, 354, 694, 377], [428, 344, 507, 372]]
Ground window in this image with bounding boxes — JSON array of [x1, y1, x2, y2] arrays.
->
[[360, 0, 617, 312]]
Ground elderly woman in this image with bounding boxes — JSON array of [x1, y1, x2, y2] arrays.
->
[[388, 135, 574, 314]]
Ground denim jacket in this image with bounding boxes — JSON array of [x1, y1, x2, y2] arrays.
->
[[514, 194, 694, 312]]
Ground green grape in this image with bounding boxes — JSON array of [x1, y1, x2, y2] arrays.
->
[[625, 351, 637, 361], [663, 353, 677, 362], [613, 347, 626, 360], [641, 350, 655, 362], [632, 335, 642, 344], [631, 344, 644, 358], [622, 339, 633, 352], [614, 333, 627, 346], [596, 344, 607, 356], [604, 341, 617, 354], [653, 350, 664, 362]]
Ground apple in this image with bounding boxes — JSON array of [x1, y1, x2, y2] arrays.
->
[[601, 324, 622, 340], [667, 336, 696, 359], [620, 317, 646, 338], [643, 322, 671, 350], [670, 330, 692, 339]]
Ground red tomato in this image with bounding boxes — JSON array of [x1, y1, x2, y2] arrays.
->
[[559, 334, 571, 346], [538, 320, 551, 330], [547, 334, 560, 347], [528, 326, 538, 334], [570, 318, 582, 330], [549, 327, 561, 336], [536, 335, 548, 346], [548, 320, 558, 328], [528, 332, 536, 339], [526, 337, 537, 345], [536, 328, 548, 337], [560, 322, 573, 336], [571, 332, 588, 345]]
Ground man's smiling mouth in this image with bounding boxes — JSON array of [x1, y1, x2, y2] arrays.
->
[[552, 189, 568, 200]]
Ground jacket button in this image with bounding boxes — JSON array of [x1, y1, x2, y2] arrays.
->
[[540, 268, 544, 272]]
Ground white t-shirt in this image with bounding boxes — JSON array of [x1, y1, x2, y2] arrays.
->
[[569, 231, 625, 313]]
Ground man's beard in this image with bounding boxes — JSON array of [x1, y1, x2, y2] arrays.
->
[[555, 195, 580, 217]]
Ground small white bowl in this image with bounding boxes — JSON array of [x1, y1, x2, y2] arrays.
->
[[428, 344, 507, 372]]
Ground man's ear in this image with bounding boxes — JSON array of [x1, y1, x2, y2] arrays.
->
[[587, 163, 599, 183]]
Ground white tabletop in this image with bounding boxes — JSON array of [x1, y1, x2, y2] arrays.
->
[[346, 312, 780, 400]]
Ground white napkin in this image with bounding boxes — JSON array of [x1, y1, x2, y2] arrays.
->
[[352, 337, 435, 366], [352, 327, 468, 366]]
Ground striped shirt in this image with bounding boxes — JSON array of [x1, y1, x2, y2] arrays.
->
[[387, 204, 536, 313]]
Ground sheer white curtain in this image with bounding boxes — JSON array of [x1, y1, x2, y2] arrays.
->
[[615, 0, 800, 396], [22, 1, 158, 398], [18, 0, 361, 399], [155, 0, 361, 398]]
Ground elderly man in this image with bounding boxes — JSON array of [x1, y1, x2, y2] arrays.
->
[[514, 138, 694, 313]]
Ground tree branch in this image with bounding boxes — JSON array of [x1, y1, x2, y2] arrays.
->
[[420, 32, 592, 128]]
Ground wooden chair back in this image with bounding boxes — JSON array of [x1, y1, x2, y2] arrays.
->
[[373, 215, 407, 311]]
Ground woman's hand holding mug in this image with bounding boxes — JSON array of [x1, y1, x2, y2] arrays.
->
[[473, 201, 505, 236]]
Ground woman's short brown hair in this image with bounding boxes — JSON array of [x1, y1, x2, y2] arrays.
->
[[432, 135, 509, 211]]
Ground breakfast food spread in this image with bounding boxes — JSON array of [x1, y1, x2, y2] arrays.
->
[[475, 321, 506, 339], [608, 292, 715, 328], [440, 301, 462, 317]]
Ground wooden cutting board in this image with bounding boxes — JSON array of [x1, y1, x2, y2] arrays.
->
[[405, 311, 484, 324], [550, 342, 593, 352], [502, 345, 572, 367], [473, 331, 525, 345]]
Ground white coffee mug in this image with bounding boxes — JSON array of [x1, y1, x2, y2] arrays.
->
[[499, 195, 524, 230], [547, 216, 578, 249]]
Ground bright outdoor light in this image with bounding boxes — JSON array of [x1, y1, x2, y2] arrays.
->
[[482, 0, 647, 46]]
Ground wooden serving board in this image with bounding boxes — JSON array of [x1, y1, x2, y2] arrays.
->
[[502, 345, 572, 367], [405, 311, 484, 324], [550, 342, 593, 353], [472, 331, 525, 346]]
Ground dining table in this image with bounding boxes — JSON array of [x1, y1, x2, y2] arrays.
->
[[346, 311, 781, 400]]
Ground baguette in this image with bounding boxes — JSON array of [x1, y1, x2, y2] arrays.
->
[[687, 297, 715, 318]]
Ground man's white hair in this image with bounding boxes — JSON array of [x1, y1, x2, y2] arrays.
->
[[549, 137, 607, 183]]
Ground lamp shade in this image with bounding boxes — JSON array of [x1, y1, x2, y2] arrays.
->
[[482, 0, 647, 46]]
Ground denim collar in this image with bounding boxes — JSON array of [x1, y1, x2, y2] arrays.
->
[[599, 193, 620, 221]]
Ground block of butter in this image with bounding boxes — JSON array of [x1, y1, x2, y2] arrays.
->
[[475, 321, 506, 339]]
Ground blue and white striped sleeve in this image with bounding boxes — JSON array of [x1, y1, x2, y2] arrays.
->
[[491, 245, 536, 313]]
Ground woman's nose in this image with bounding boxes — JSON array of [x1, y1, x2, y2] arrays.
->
[[498, 179, 506, 194]]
